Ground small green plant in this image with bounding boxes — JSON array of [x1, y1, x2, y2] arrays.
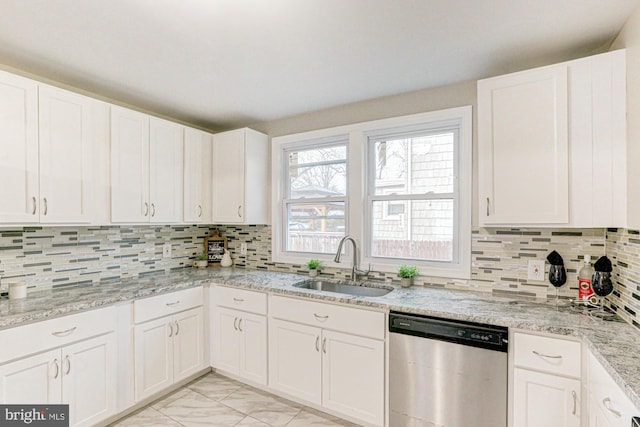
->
[[195, 253, 208, 261], [306, 259, 322, 270], [398, 265, 418, 279]]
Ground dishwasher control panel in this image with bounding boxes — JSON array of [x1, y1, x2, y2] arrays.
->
[[389, 311, 509, 352]]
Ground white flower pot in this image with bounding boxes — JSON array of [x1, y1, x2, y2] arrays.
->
[[193, 260, 208, 269], [309, 269, 318, 277], [400, 277, 412, 288]]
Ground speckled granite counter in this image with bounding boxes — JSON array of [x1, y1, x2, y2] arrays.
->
[[1, 267, 639, 411]]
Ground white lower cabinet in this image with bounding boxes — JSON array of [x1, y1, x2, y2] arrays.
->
[[512, 332, 582, 427], [269, 319, 322, 404], [211, 307, 267, 385], [0, 308, 118, 427], [134, 306, 204, 401], [268, 295, 385, 426], [513, 368, 581, 427], [588, 352, 637, 427], [210, 285, 268, 386]]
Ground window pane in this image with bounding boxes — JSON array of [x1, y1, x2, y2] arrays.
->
[[289, 146, 346, 198], [371, 199, 453, 261], [286, 202, 345, 253], [373, 132, 454, 196]]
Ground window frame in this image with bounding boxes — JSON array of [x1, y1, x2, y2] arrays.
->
[[271, 106, 472, 278]]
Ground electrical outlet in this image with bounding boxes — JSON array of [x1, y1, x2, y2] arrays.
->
[[240, 243, 247, 255], [162, 243, 172, 258], [527, 260, 545, 281]]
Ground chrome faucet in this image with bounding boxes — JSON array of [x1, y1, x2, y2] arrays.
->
[[334, 236, 370, 281]]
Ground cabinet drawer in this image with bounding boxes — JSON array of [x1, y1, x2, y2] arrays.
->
[[213, 285, 267, 315], [134, 286, 203, 324], [269, 295, 385, 340], [588, 352, 638, 425], [514, 332, 581, 377], [0, 306, 117, 363]]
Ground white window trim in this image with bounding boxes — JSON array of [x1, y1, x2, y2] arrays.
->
[[271, 106, 472, 279]]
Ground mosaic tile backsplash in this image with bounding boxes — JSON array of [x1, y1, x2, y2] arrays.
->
[[604, 228, 640, 328], [2, 224, 637, 330], [217, 225, 605, 300], [0, 225, 217, 293]]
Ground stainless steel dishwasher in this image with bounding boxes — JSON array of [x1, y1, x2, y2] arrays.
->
[[389, 311, 509, 427]]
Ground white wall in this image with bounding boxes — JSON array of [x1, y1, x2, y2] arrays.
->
[[611, 4, 640, 228]]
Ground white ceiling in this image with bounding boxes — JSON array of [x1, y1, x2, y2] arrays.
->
[[0, 0, 637, 130]]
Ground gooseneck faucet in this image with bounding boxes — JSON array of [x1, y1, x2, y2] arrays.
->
[[334, 236, 370, 282]]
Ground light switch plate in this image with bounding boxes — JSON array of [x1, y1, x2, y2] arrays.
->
[[162, 243, 172, 258], [527, 260, 545, 281], [240, 243, 247, 255]]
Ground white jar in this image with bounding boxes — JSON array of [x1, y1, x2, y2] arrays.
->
[[9, 281, 27, 300]]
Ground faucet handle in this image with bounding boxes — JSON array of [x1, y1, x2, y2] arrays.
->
[[355, 264, 371, 278]]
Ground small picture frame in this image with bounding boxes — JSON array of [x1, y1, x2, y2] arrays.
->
[[205, 230, 228, 267]]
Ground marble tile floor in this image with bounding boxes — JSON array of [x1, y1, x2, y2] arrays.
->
[[110, 372, 360, 427]]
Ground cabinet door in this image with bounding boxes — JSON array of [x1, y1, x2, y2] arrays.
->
[[238, 312, 267, 386], [0, 70, 39, 223], [0, 349, 61, 404], [321, 330, 384, 426], [39, 85, 94, 224], [110, 106, 150, 223], [173, 307, 204, 382], [589, 393, 614, 427], [62, 333, 116, 427], [478, 66, 569, 225], [184, 128, 212, 223], [211, 306, 240, 375], [212, 129, 245, 223], [268, 318, 321, 405], [149, 117, 183, 223], [134, 316, 173, 401], [513, 368, 580, 427]]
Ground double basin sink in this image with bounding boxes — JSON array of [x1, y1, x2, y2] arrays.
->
[[293, 279, 393, 298]]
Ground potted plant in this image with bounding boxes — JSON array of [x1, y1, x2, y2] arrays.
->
[[398, 265, 418, 287], [193, 253, 208, 269], [306, 259, 322, 277]]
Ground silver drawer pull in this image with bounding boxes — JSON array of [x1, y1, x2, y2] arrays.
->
[[603, 397, 622, 417], [571, 390, 576, 415], [43, 197, 48, 215], [64, 355, 71, 375], [52, 327, 77, 337], [166, 300, 180, 306], [197, 205, 202, 217], [322, 337, 327, 354], [233, 298, 244, 303], [532, 350, 562, 359], [314, 313, 329, 320], [32, 196, 37, 215], [174, 320, 180, 336], [238, 318, 243, 332], [168, 322, 174, 337], [315, 336, 320, 352]]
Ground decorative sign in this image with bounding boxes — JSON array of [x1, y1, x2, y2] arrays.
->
[[205, 230, 228, 267]]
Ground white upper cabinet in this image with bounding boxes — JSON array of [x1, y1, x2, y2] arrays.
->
[[111, 107, 184, 223], [149, 117, 183, 223], [0, 73, 102, 225], [184, 128, 212, 223], [212, 128, 269, 224], [478, 49, 626, 227], [0, 70, 39, 223], [478, 65, 569, 225], [38, 85, 94, 224], [111, 106, 150, 223]]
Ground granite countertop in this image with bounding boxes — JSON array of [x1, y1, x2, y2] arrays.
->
[[1, 267, 639, 410]]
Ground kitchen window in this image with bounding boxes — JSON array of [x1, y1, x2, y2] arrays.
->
[[272, 106, 471, 278]]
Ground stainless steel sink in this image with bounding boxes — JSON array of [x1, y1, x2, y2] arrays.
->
[[293, 279, 393, 297]]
